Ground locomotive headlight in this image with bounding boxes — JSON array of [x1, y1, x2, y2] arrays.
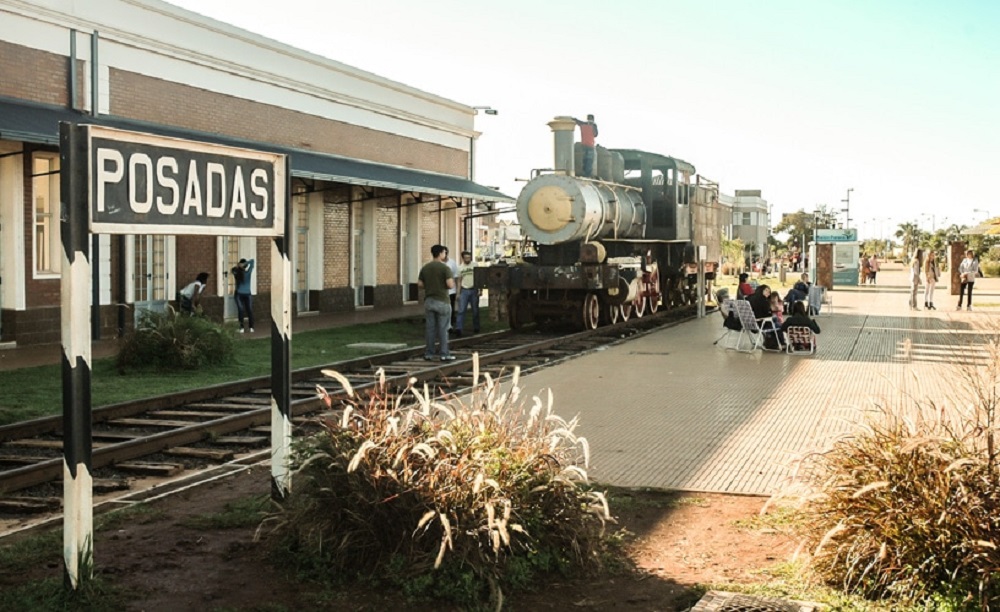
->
[[525, 185, 573, 232]]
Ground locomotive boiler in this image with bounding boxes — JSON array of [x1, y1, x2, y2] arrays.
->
[[478, 116, 722, 330]]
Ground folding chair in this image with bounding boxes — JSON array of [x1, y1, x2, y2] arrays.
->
[[732, 300, 783, 353], [714, 299, 740, 349], [784, 326, 817, 355], [807, 286, 831, 316]]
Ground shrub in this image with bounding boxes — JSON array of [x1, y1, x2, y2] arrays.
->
[[794, 326, 1000, 609], [262, 357, 611, 608], [980, 260, 1000, 278], [116, 307, 235, 371]]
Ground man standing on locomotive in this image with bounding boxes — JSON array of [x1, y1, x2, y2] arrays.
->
[[574, 114, 599, 177]]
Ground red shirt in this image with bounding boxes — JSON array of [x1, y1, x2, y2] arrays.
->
[[578, 122, 597, 147]]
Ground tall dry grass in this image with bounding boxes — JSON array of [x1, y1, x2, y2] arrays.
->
[[260, 355, 611, 608], [792, 321, 1000, 609]]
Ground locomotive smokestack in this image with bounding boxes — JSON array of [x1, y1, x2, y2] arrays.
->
[[548, 116, 577, 176]]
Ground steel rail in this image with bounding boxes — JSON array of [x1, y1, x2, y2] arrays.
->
[[0, 309, 694, 494]]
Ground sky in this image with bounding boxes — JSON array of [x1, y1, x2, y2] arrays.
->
[[165, 0, 999, 240]]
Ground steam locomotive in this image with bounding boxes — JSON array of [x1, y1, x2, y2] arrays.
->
[[476, 116, 723, 330]]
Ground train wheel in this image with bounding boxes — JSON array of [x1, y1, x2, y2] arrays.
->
[[608, 303, 620, 324], [620, 303, 632, 321], [633, 292, 646, 319], [648, 273, 661, 313], [581, 293, 600, 330]]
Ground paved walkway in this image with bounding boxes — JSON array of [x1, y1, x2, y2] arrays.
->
[[517, 263, 1000, 496]]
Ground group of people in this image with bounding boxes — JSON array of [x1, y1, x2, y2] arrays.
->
[[909, 248, 980, 311], [732, 272, 821, 350], [176, 258, 256, 332], [418, 245, 482, 362], [858, 253, 881, 285]]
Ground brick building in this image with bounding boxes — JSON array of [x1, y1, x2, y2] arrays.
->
[[0, 0, 511, 345]]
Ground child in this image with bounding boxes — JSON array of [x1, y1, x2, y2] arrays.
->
[[769, 291, 784, 325]]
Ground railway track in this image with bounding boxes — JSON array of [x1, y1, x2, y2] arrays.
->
[[0, 306, 698, 518]]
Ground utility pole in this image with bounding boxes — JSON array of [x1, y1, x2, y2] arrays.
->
[[842, 188, 853, 229]]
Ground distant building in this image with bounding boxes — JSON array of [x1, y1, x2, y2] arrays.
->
[[726, 190, 770, 259], [0, 0, 512, 345]]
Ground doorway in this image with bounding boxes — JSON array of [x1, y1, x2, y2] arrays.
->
[[131, 234, 171, 321]]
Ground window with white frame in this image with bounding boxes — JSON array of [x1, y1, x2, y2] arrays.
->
[[32, 153, 61, 276]]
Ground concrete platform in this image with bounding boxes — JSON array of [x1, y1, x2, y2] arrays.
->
[[516, 263, 999, 496]]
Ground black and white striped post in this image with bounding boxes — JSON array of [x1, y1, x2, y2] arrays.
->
[[59, 121, 94, 588], [59, 122, 288, 590], [270, 157, 293, 499]]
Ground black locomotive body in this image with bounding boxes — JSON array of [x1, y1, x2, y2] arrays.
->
[[476, 116, 722, 330]]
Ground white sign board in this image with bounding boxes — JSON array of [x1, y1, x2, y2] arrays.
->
[[87, 125, 286, 236]]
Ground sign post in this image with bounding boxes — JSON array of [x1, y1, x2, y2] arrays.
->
[[59, 123, 288, 588]]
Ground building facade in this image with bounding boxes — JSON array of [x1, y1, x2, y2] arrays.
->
[[726, 189, 770, 261], [0, 0, 510, 345]]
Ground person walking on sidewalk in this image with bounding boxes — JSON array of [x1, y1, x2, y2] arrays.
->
[[454, 250, 480, 336], [923, 251, 939, 310], [418, 244, 456, 361], [232, 258, 255, 332], [868, 253, 880, 284], [958, 249, 980, 311], [908, 249, 923, 311]]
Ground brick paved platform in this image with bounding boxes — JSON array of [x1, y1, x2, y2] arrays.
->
[[517, 263, 1000, 496]]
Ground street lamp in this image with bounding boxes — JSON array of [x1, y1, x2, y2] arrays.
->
[[469, 106, 498, 261], [841, 188, 854, 229], [973, 208, 991, 221]]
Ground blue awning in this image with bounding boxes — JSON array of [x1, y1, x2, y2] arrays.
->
[[0, 97, 513, 203]]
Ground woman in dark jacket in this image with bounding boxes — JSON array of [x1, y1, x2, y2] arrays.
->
[[748, 284, 782, 348], [747, 284, 773, 320]]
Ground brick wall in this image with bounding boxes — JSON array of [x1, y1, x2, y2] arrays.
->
[[324, 186, 352, 287], [0, 40, 83, 107], [376, 194, 399, 286], [110, 70, 468, 175]]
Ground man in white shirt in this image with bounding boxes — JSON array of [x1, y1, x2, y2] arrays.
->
[[454, 250, 480, 336], [443, 247, 459, 329]]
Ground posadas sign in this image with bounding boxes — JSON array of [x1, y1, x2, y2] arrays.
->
[[87, 125, 286, 236]]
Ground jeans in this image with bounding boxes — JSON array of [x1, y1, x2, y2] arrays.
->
[[582, 146, 595, 177], [959, 281, 975, 307], [456, 288, 480, 333], [909, 285, 920, 309], [235, 293, 254, 329], [424, 298, 451, 358]]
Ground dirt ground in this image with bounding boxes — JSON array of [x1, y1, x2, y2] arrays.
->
[[7, 465, 799, 611]]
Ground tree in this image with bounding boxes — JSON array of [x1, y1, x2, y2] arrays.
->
[[894, 222, 924, 258], [773, 206, 838, 252], [720, 233, 745, 273]]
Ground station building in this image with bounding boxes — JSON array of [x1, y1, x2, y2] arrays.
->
[[0, 0, 511, 346]]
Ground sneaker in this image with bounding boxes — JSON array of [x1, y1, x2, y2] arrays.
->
[[440, 355, 456, 362], [239, 328, 245, 333], [424, 355, 435, 361], [249, 328, 254, 333], [968, 307, 972, 311]]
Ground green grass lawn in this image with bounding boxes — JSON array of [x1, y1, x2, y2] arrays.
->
[[0, 315, 506, 425]]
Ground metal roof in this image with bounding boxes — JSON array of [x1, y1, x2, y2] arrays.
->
[[0, 97, 513, 203]]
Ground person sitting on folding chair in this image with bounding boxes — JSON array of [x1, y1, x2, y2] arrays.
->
[[780, 300, 821, 350], [748, 284, 783, 349]]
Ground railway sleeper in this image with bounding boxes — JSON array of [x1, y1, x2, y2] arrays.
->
[[0, 453, 51, 465], [214, 435, 268, 446], [0, 496, 61, 514], [115, 461, 183, 477], [108, 418, 198, 428], [10, 438, 113, 449], [164, 447, 235, 462]]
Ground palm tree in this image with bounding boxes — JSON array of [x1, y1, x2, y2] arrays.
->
[[895, 222, 924, 258]]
